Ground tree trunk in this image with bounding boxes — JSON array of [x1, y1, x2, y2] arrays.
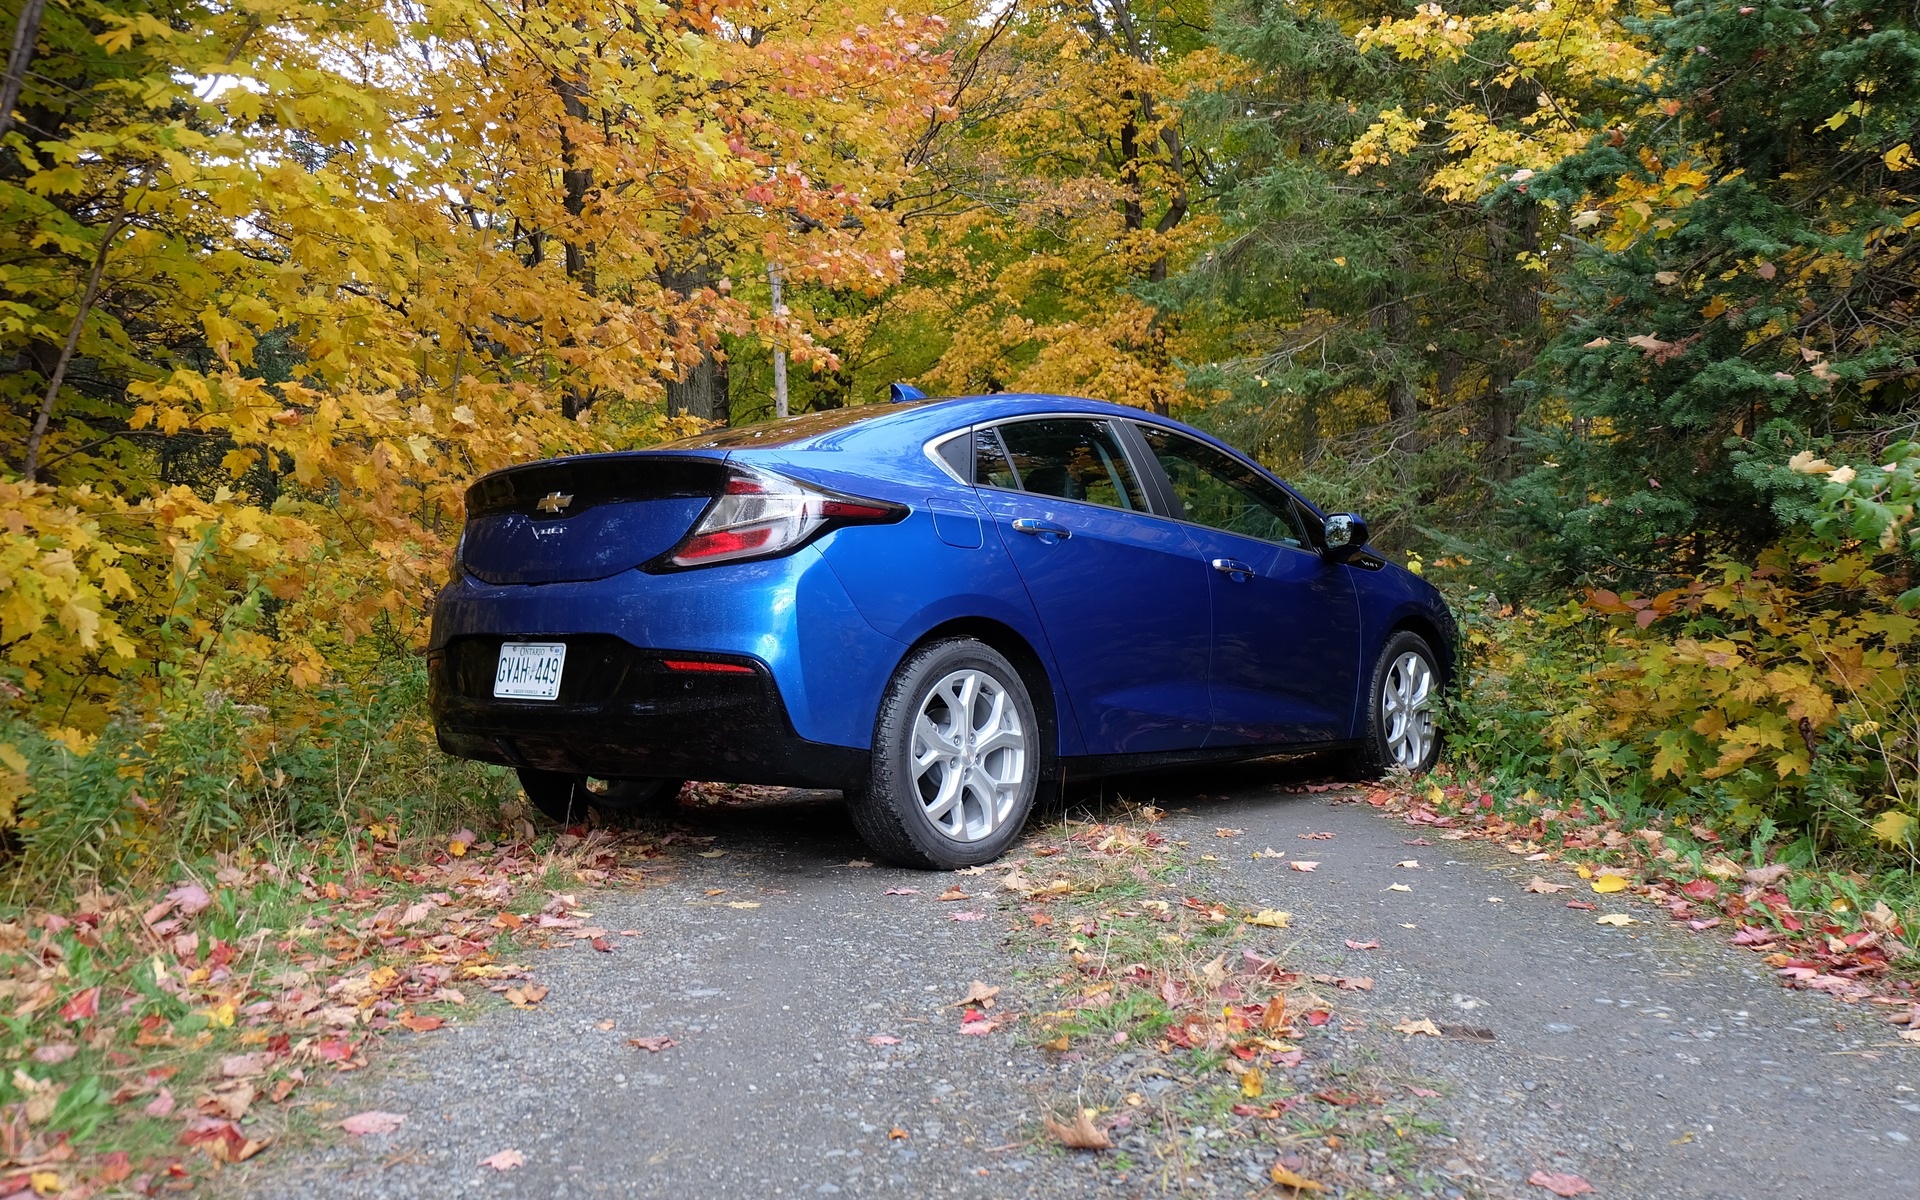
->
[[0, 0, 46, 143], [1481, 201, 1540, 480], [659, 259, 729, 426]]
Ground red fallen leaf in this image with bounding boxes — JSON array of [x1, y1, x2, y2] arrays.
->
[[1566, 900, 1597, 911], [1272, 1048, 1303, 1067], [1344, 940, 1379, 950], [399, 1014, 444, 1033], [1231, 1103, 1265, 1116], [627, 1036, 677, 1052], [1680, 878, 1718, 902], [313, 1038, 356, 1063], [1688, 918, 1721, 931], [591, 937, 613, 953], [1314, 1090, 1365, 1106], [339, 1111, 407, 1136], [59, 986, 100, 1023], [180, 1116, 271, 1163], [1305, 1010, 1331, 1027], [866, 1035, 901, 1046], [144, 1087, 176, 1118], [100, 1150, 132, 1183], [1528, 1170, 1597, 1196]]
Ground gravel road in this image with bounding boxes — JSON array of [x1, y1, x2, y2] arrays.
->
[[241, 766, 1919, 1200]]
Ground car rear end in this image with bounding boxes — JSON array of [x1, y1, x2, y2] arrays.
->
[[427, 448, 910, 789]]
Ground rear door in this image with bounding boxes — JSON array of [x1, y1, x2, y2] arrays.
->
[[1130, 424, 1361, 746], [972, 418, 1213, 755]]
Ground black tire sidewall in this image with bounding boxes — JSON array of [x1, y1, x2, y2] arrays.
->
[[856, 639, 1041, 869]]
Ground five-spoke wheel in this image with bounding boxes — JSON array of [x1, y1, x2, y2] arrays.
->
[[1341, 631, 1443, 779], [850, 638, 1042, 868]]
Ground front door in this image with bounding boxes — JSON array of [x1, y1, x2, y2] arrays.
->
[[973, 418, 1214, 755], [1131, 424, 1362, 746]]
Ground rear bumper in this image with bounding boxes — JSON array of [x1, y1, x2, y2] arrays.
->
[[428, 637, 868, 789]]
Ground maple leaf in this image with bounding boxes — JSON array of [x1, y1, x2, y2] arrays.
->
[[950, 981, 1001, 1009], [1393, 1017, 1442, 1037], [627, 1036, 677, 1052], [1270, 1162, 1327, 1192], [1043, 1110, 1112, 1150], [1528, 1170, 1598, 1196], [937, 886, 971, 901], [1290, 861, 1319, 872], [1524, 877, 1571, 893], [481, 1149, 526, 1171]]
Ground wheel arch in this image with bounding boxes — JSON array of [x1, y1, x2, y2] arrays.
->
[[1385, 611, 1456, 687], [904, 616, 1069, 773]]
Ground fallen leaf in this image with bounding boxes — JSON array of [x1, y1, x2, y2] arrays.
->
[[180, 1117, 270, 1163], [31, 1043, 76, 1065], [399, 1014, 444, 1033], [1744, 863, 1790, 886], [950, 911, 985, 921], [481, 1149, 526, 1171], [1524, 877, 1571, 893], [1528, 1170, 1597, 1196], [591, 937, 613, 952], [1387, 884, 1412, 893], [1566, 900, 1597, 910], [340, 1111, 407, 1136], [1041, 1034, 1070, 1052], [167, 882, 212, 917], [505, 984, 548, 1008], [1248, 910, 1292, 928], [220, 1052, 274, 1078], [1487, 896, 1505, 904], [1215, 828, 1244, 837], [627, 1036, 677, 1052], [950, 981, 1001, 1009], [723, 901, 761, 910], [1290, 861, 1320, 872], [1344, 939, 1379, 950], [1596, 914, 1635, 926], [58, 987, 100, 1023], [1241, 1067, 1265, 1097], [937, 887, 971, 902], [1335, 976, 1374, 991], [867, 1035, 901, 1046], [1043, 1110, 1112, 1151], [888, 1127, 909, 1140], [1409, 1087, 1441, 1098], [884, 887, 920, 896], [846, 859, 874, 868], [1393, 1018, 1442, 1037], [1396, 860, 1420, 869], [1590, 874, 1629, 894], [697, 849, 726, 859], [1270, 1162, 1327, 1192], [144, 1088, 175, 1118]]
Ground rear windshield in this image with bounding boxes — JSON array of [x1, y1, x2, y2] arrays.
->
[[661, 400, 934, 450]]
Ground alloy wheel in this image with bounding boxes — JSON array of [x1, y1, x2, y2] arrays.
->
[[911, 668, 1027, 842], [1381, 650, 1435, 769]]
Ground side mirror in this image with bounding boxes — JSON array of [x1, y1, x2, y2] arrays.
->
[[1322, 512, 1369, 559]]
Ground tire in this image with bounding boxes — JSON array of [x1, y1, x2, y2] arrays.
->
[[516, 769, 683, 827], [848, 638, 1042, 869], [1338, 630, 1443, 781]]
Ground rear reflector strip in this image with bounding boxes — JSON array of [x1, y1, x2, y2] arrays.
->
[[662, 659, 757, 675]]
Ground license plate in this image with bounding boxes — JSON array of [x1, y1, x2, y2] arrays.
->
[[493, 642, 567, 700]]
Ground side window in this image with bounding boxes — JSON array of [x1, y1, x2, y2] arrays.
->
[[988, 418, 1147, 512], [1137, 425, 1311, 549], [973, 428, 1018, 490]]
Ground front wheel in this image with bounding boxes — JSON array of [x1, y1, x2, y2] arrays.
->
[[1339, 631, 1443, 780], [516, 769, 683, 827], [848, 638, 1041, 869]]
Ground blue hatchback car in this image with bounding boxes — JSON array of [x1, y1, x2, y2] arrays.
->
[[428, 393, 1455, 867]]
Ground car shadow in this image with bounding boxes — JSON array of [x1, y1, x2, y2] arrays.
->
[[657, 753, 1358, 871]]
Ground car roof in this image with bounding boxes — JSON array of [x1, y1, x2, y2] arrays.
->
[[658, 393, 1172, 453]]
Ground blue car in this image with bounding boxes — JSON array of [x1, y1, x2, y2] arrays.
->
[[427, 393, 1455, 868]]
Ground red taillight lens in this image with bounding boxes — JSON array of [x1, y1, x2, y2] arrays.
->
[[655, 464, 902, 570], [663, 659, 757, 674]]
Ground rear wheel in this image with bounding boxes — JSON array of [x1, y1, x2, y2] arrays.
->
[[848, 638, 1041, 869], [1338, 631, 1442, 780], [516, 769, 683, 827]]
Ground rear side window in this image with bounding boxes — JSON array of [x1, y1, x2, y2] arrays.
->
[[1136, 425, 1311, 548], [988, 419, 1146, 512]]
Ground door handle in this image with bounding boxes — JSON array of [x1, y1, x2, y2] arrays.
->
[[1011, 518, 1071, 542], [1211, 558, 1255, 580]]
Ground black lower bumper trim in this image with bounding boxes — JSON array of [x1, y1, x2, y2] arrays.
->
[[429, 637, 868, 790]]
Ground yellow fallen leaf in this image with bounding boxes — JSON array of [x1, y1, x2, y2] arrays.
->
[[1590, 874, 1629, 894], [1575, 864, 1594, 879], [1241, 1067, 1264, 1098], [1270, 1162, 1327, 1192], [29, 1171, 60, 1196], [1041, 1034, 1070, 1052], [724, 901, 761, 909], [1393, 1017, 1442, 1037], [448, 839, 467, 858], [1248, 909, 1292, 928], [1596, 914, 1635, 927], [200, 1002, 236, 1029]]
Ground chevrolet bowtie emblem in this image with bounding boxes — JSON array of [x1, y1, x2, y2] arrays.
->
[[536, 491, 574, 514]]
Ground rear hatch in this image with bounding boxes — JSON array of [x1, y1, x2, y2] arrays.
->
[[459, 453, 725, 585]]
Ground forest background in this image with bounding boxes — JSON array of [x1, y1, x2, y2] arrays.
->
[[2, 0, 1919, 914]]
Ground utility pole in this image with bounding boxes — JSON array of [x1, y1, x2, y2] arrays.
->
[[768, 262, 789, 418]]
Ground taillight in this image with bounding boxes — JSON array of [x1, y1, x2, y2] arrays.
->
[[652, 464, 904, 570]]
